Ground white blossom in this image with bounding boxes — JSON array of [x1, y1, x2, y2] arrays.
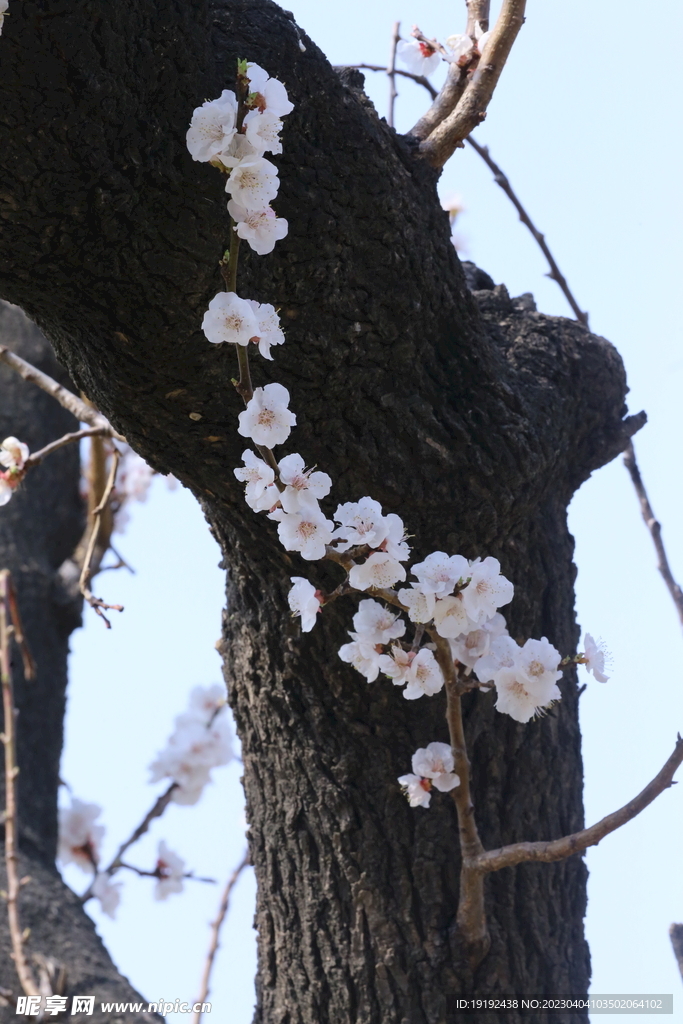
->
[[411, 742, 460, 792], [348, 552, 406, 591], [474, 634, 521, 684], [411, 551, 469, 596], [332, 497, 389, 551], [246, 63, 295, 116], [403, 648, 444, 700], [0, 478, 13, 506], [149, 686, 232, 805], [381, 513, 411, 561], [476, 30, 491, 53], [460, 557, 513, 624], [92, 873, 122, 919], [432, 593, 472, 638], [57, 798, 105, 872], [154, 840, 185, 901], [352, 599, 405, 646], [397, 39, 441, 77], [186, 90, 238, 163], [245, 299, 285, 359], [243, 109, 284, 155], [516, 637, 563, 696], [234, 449, 276, 511], [237, 383, 296, 447], [378, 645, 413, 686], [277, 453, 331, 513], [582, 633, 610, 683], [272, 507, 334, 560], [288, 577, 321, 632], [202, 291, 259, 346], [338, 639, 383, 682], [397, 773, 432, 808], [228, 200, 288, 255], [396, 584, 436, 624], [218, 132, 260, 169], [226, 157, 280, 210], [494, 666, 561, 724], [449, 613, 508, 669], [0, 436, 29, 470], [445, 33, 474, 64]]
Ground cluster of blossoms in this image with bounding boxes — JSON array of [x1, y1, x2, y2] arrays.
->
[[0, 435, 28, 505], [149, 683, 233, 805], [57, 686, 230, 916], [397, 22, 491, 78], [196, 63, 610, 814], [188, 62, 292, 360]]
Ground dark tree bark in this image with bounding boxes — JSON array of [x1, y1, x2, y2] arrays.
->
[[0, 304, 162, 1021], [0, 2, 644, 1022]]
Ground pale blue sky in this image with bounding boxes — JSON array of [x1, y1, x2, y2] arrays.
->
[[61, 2, 683, 1020]]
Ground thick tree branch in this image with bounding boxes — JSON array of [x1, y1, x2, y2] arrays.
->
[[623, 442, 683, 630], [420, 0, 527, 166], [473, 734, 683, 872]]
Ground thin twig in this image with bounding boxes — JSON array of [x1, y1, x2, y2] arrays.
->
[[334, 64, 438, 99], [0, 571, 40, 997], [387, 22, 400, 129], [623, 441, 683, 629], [78, 450, 123, 628], [0, 348, 124, 440], [5, 577, 35, 684], [192, 850, 250, 1024], [670, 924, 683, 981], [420, 0, 527, 167], [118, 861, 216, 885], [464, 136, 589, 324], [473, 734, 683, 872], [24, 426, 113, 470], [80, 782, 178, 903]]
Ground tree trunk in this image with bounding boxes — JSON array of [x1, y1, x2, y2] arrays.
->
[[0, 2, 643, 1021], [0, 304, 162, 1021]]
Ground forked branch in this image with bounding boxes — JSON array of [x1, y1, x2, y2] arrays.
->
[[78, 449, 124, 628], [420, 0, 527, 167]]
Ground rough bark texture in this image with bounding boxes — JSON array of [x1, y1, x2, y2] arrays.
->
[[0, 2, 644, 1022], [0, 304, 161, 1022]]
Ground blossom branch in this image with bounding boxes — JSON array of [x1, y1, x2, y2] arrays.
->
[[472, 734, 683, 873], [78, 449, 123, 628], [0, 347, 124, 440], [192, 849, 251, 1024], [432, 634, 488, 961], [80, 782, 178, 903], [419, 0, 527, 167], [0, 570, 40, 998], [623, 441, 683, 630]]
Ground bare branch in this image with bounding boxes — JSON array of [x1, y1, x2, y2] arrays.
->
[[24, 426, 113, 471], [623, 441, 683, 630], [670, 923, 683, 981], [78, 449, 124, 628], [387, 22, 400, 129], [466, 0, 491, 36], [0, 347, 124, 440], [473, 734, 683, 873], [464, 136, 589, 325], [333, 64, 438, 99], [192, 850, 251, 1024], [5, 575, 35, 683], [0, 571, 40, 997], [420, 0, 527, 167]]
